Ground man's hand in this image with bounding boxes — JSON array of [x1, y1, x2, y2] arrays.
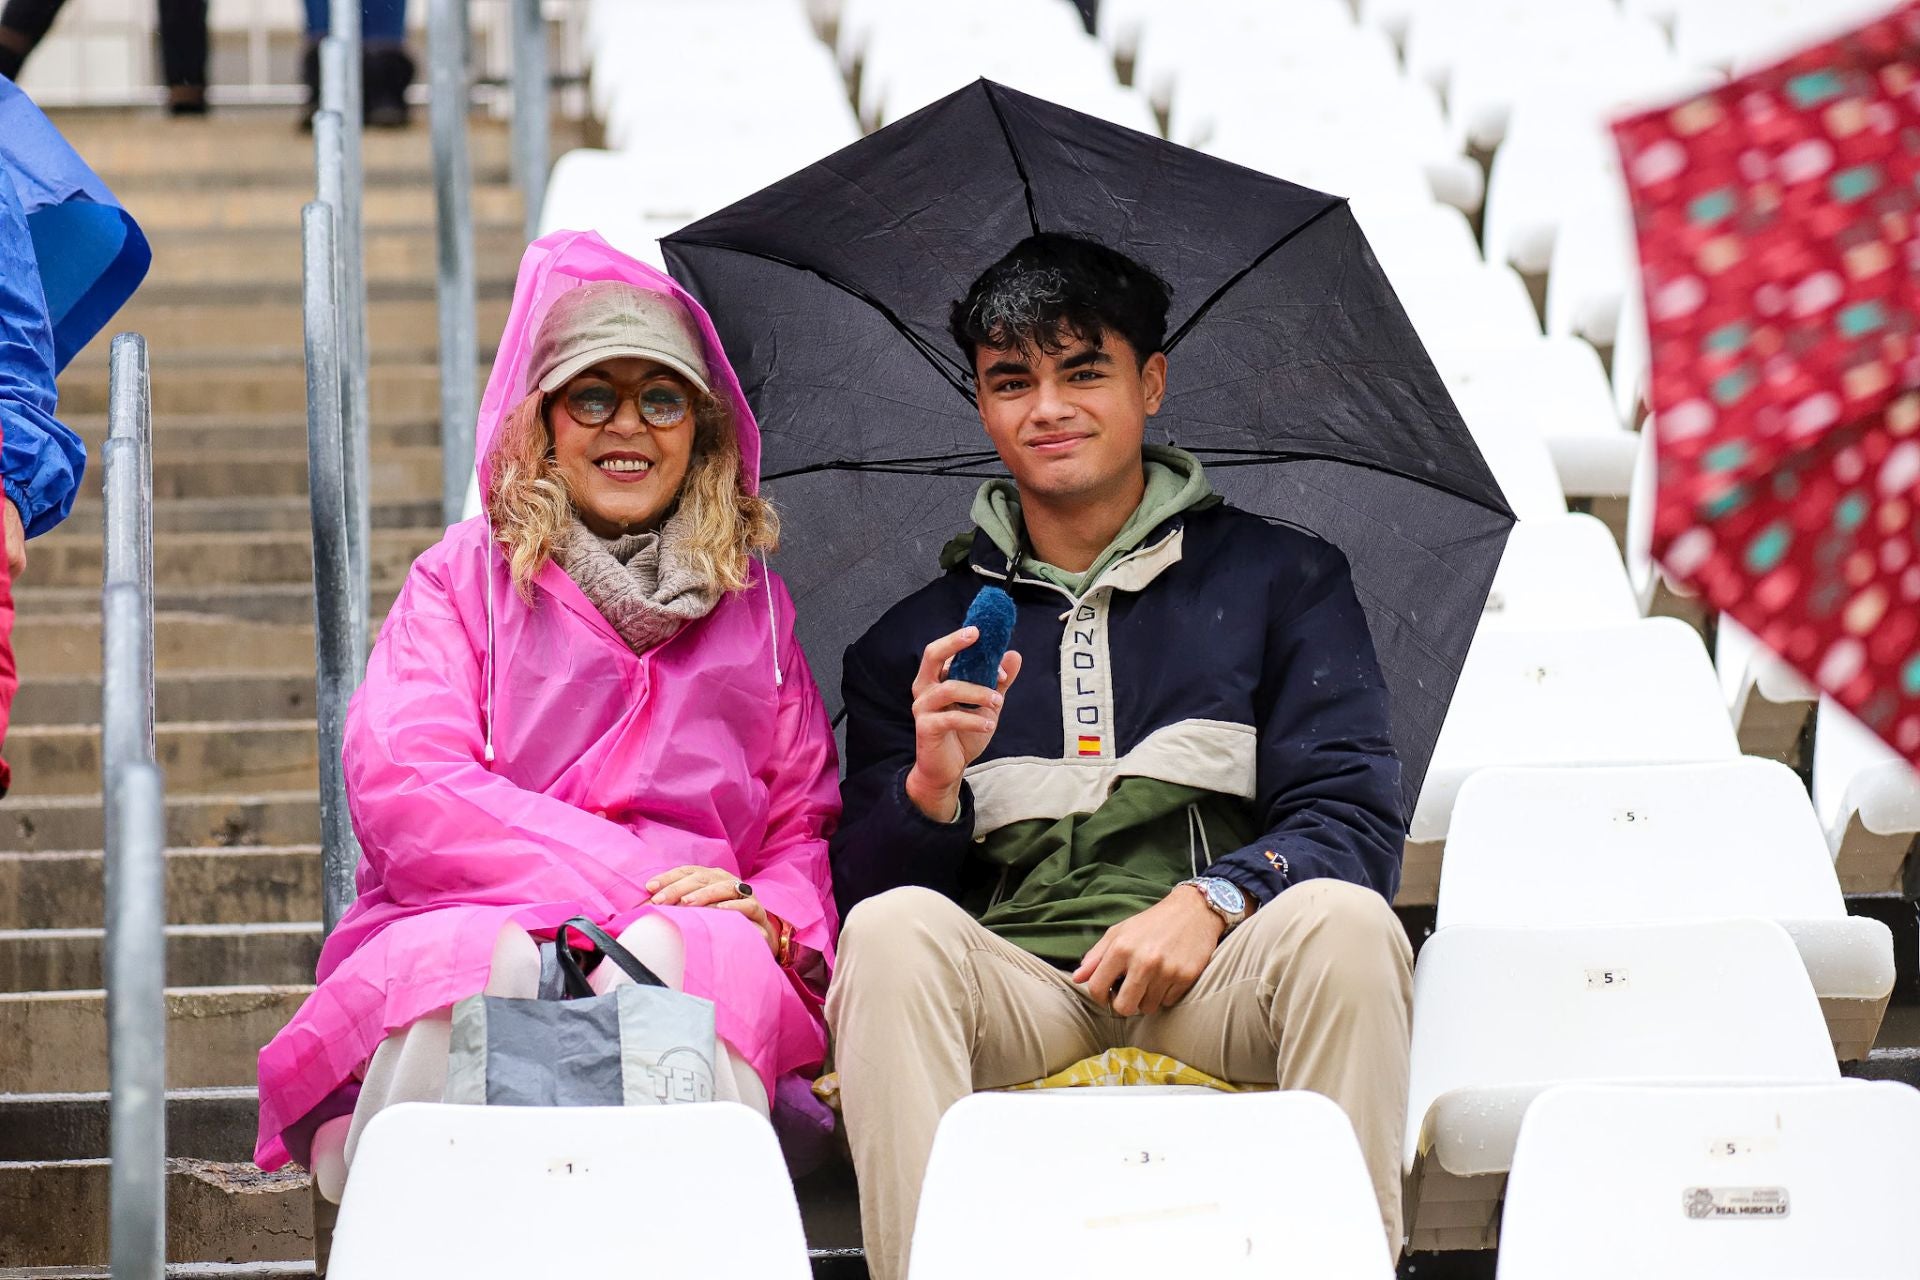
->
[[1072, 886, 1228, 1017], [903, 626, 1022, 822], [3, 500, 23, 578]]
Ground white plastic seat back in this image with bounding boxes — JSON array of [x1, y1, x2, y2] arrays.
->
[[1497, 1081, 1920, 1278], [1477, 514, 1640, 632], [1411, 618, 1738, 842], [910, 1090, 1394, 1280], [1813, 696, 1920, 853], [1441, 336, 1637, 499], [1406, 919, 1840, 1171], [1440, 760, 1846, 929], [329, 1103, 811, 1279]]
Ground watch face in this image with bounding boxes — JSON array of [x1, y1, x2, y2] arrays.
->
[[1206, 878, 1246, 914]]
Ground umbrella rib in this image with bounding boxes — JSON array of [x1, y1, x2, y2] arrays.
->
[[1162, 199, 1345, 354], [982, 80, 1042, 237], [666, 235, 979, 400], [762, 454, 1007, 483]]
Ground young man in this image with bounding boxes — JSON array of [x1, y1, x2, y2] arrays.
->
[[826, 233, 1414, 1278]]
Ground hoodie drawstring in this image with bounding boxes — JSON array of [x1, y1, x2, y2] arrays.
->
[[482, 506, 497, 763], [761, 555, 784, 690]]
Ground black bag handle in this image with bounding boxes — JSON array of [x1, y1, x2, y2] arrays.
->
[[553, 916, 668, 997]]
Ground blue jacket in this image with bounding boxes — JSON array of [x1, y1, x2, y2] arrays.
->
[[0, 74, 151, 538], [0, 165, 81, 539], [831, 499, 1405, 963]]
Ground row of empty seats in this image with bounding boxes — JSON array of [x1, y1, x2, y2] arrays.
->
[[516, 1, 1920, 1274], [328, 1072, 1920, 1276]]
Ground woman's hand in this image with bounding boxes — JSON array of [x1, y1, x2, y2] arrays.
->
[[645, 865, 779, 954]]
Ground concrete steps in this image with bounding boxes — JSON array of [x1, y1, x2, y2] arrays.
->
[[62, 297, 511, 363], [1, 1087, 260, 1162], [16, 584, 400, 629], [125, 183, 524, 233], [68, 413, 440, 452], [0, 986, 309, 1092], [0, 847, 320, 929], [0, 1159, 311, 1268], [9, 99, 527, 1271], [5, 719, 317, 798], [15, 615, 314, 678], [56, 365, 467, 417], [14, 671, 320, 727], [0, 791, 321, 854], [0, 924, 320, 992], [29, 529, 437, 589], [135, 226, 522, 293], [67, 447, 441, 502]]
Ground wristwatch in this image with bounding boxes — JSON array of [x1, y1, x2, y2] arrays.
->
[[1181, 876, 1249, 932]]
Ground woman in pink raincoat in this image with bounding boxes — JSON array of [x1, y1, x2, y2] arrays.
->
[[254, 231, 840, 1198]]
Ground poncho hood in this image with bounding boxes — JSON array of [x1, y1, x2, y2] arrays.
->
[[477, 229, 761, 500]]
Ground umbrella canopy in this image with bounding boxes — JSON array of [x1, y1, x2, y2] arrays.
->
[[1613, 3, 1920, 765], [664, 80, 1512, 812], [0, 75, 150, 372]]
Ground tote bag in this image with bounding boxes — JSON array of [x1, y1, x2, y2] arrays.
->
[[446, 916, 718, 1107]]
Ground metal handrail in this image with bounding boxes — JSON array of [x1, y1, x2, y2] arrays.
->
[[431, 0, 479, 526], [511, 0, 550, 246], [319, 35, 372, 674], [303, 201, 365, 935], [102, 333, 165, 1280]]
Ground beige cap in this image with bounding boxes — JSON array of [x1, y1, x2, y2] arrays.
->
[[529, 280, 712, 396]]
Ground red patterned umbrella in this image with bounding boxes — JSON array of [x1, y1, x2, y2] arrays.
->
[[1614, 2, 1920, 764]]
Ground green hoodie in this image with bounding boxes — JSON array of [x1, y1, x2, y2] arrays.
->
[[947, 446, 1248, 966], [968, 444, 1217, 595]]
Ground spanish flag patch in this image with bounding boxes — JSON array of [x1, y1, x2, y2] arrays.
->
[[1076, 735, 1102, 757]]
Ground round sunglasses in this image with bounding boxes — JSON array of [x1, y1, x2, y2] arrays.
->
[[556, 377, 692, 429]]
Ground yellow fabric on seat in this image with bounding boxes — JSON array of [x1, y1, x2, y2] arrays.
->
[[811, 1046, 1270, 1110]]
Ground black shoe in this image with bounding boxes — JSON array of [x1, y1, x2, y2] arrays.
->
[[167, 85, 209, 116], [298, 41, 320, 132], [363, 46, 415, 129]]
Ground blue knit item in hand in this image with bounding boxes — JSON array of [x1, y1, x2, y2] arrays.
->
[[948, 586, 1016, 691]]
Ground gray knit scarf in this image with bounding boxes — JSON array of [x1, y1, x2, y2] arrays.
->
[[553, 508, 722, 655]]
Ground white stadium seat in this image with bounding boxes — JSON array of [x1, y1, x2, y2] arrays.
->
[[1716, 616, 1818, 765], [1349, 198, 1484, 279], [1403, 0, 1620, 102], [1440, 336, 1638, 501], [1497, 1081, 1920, 1278], [1402, 618, 1737, 903], [1623, 425, 1699, 618], [1403, 918, 1839, 1252], [328, 1103, 811, 1278], [1393, 262, 1544, 355], [1476, 514, 1640, 632], [1813, 697, 1920, 895], [1440, 759, 1896, 1059], [1463, 426, 1570, 524], [1673, 0, 1902, 73], [1444, 11, 1674, 153], [910, 1090, 1394, 1279], [1544, 181, 1635, 350]]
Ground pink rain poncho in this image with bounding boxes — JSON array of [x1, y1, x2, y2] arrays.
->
[[254, 231, 841, 1169]]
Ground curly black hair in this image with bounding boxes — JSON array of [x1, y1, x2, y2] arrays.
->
[[949, 233, 1172, 372]]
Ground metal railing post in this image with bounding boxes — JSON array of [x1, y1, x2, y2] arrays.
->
[[102, 334, 154, 768], [431, 0, 478, 525], [102, 334, 164, 1280], [303, 202, 364, 933], [512, 0, 550, 244], [319, 42, 373, 674]]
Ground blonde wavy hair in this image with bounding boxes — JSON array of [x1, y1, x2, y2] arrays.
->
[[485, 386, 779, 600]]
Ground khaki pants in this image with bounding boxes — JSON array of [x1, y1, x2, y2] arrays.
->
[[825, 881, 1413, 1280]]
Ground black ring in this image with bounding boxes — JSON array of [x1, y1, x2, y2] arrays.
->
[[735, 881, 753, 898]]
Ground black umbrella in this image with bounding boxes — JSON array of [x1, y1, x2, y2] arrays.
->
[[664, 79, 1511, 815]]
